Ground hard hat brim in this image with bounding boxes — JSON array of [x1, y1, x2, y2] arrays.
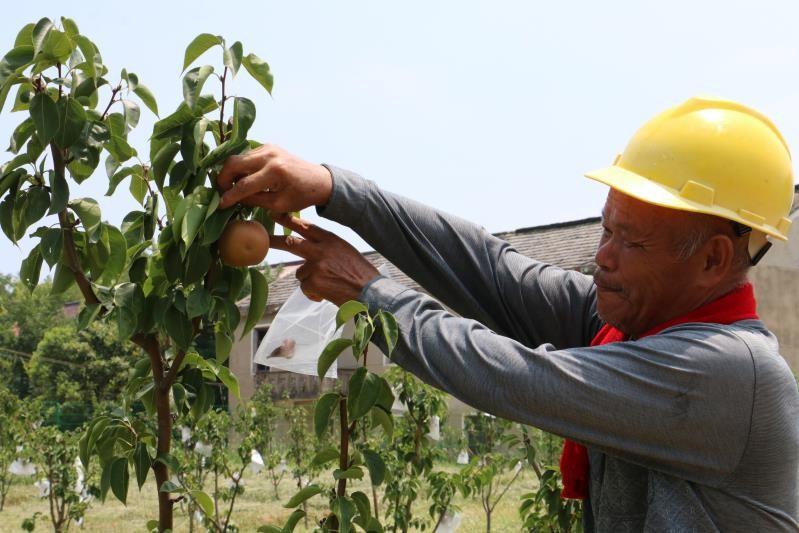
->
[[584, 165, 790, 241]]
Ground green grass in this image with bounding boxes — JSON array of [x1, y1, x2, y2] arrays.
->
[[0, 464, 536, 532]]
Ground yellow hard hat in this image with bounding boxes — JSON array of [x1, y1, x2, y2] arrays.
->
[[585, 97, 794, 255]]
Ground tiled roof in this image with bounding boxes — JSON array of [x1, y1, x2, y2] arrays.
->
[[240, 216, 602, 312]]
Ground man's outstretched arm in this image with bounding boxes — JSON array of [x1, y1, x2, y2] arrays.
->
[[217, 146, 600, 349]]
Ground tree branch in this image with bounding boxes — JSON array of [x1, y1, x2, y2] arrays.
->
[[51, 143, 101, 308], [218, 67, 228, 143], [100, 84, 122, 121]]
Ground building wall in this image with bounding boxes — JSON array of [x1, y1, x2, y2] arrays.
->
[[749, 228, 799, 373]]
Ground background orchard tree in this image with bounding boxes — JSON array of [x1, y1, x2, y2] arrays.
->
[[382, 366, 447, 533], [460, 415, 527, 533], [0, 17, 275, 531], [248, 382, 287, 500], [265, 302, 398, 533]]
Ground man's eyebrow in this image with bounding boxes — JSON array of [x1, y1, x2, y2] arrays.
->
[[600, 213, 639, 234]]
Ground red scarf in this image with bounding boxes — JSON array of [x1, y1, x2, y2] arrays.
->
[[559, 283, 759, 499]]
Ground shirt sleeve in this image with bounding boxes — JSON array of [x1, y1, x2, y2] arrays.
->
[[317, 165, 601, 349], [361, 275, 755, 487]]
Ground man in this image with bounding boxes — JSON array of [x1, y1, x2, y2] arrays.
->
[[218, 97, 799, 531]]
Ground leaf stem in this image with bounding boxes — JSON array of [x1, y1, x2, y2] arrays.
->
[[100, 84, 122, 120], [218, 67, 228, 144]]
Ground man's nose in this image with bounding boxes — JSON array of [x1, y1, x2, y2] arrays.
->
[[594, 236, 618, 272]]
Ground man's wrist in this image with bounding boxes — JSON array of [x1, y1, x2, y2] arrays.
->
[[313, 164, 334, 206]]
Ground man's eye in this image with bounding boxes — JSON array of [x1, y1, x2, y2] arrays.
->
[[623, 240, 643, 249]]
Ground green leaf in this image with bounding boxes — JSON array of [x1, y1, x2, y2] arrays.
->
[[182, 65, 214, 110], [73, 35, 97, 78], [152, 102, 194, 140], [201, 207, 234, 245], [314, 392, 339, 438], [25, 187, 50, 229], [100, 225, 127, 285], [105, 134, 136, 163], [134, 443, 151, 490], [183, 243, 212, 285], [40, 30, 73, 63], [284, 484, 323, 508], [351, 491, 372, 522], [371, 407, 393, 438], [216, 365, 240, 399], [241, 267, 267, 339], [224, 42, 243, 75], [77, 303, 101, 331], [114, 282, 144, 312], [352, 316, 374, 359], [32, 18, 54, 56], [215, 329, 232, 364], [106, 166, 136, 196], [198, 138, 248, 169], [311, 447, 340, 467], [129, 174, 148, 205], [110, 457, 130, 505], [159, 480, 182, 493], [336, 300, 368, 329], [333, 466, 363, 479], [376, 377, 394, 412], [14, 23, 35, 47], [0, 202, 16, 243], [29, 93, 59, 144], [229, 97, 256, 143], [8, 118, 34, 153], [0, 46, 34, 94], [61, 17, 79, 39], [242, 53, 274, 95], [39, 228, 63, 267], [69, 197, 101, 234], [180, 195, 208, 249], [133, 84, 158, 116], [51, 262, 76, 294], [348, 367, 380, 421], [318, 338, 352, 380], [332, 496, 357, 533], [377, 310, 399, 355], [54, 96, 87, 149], [20, 245, 42, 291], [164, 306, 193, 348], [47, 170, 69, 215], [187, 286, 212, 318], [182, 33, 223, 72], [283, 509, 306, 533], [190, 489, 214, 517], [121, 99, 140, 130], [362, 449, 386, 486], [151, 142, 180, 188]]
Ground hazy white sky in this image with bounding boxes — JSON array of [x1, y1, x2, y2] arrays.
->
[[1, 0, 798, 276]]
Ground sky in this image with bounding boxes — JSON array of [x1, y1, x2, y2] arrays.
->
[[0, 0, 798, 276]]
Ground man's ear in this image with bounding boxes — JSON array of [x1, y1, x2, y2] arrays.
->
[[700, 234, 735, 285]]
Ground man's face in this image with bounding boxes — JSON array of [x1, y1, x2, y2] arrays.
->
[[593, 190, 708, 337]]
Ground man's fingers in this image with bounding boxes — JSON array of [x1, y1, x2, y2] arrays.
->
[[239, 191, 274, 208], [219, 167, 275, 209], [216, 154, 251, 191], [269, 234, 319, 260], [275, 213, 330, 242]]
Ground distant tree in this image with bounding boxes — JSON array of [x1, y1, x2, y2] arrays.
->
[[27, 320, 139, 406], [0, 275, 75, 396]]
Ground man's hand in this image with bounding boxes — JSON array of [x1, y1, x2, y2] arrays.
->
[[270, 214, 380, 306], [217, 144, 333, 211]]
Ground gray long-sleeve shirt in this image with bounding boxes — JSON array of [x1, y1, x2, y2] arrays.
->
[[318, 166, 799, 532]]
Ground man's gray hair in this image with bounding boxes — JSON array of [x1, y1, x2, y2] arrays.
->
[[673, 218, 751, 274]]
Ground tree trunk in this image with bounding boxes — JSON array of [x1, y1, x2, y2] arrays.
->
[[154, 386, 174, 532]]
